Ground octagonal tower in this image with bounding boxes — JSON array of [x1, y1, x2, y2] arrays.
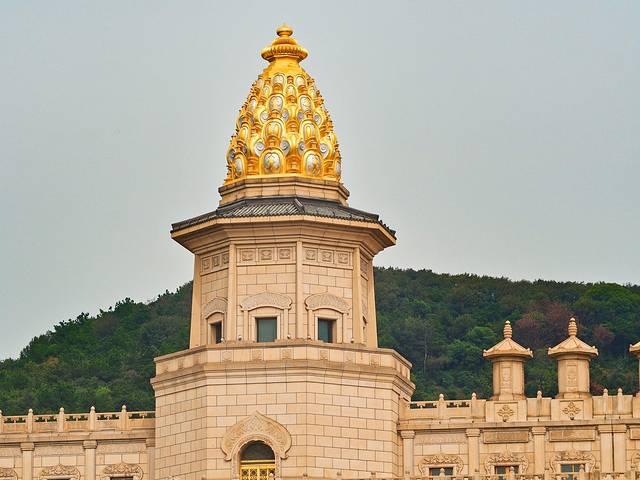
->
[[152, 26, 414, 480]]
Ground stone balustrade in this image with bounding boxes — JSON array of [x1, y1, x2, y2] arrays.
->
[[403, 390, 640, 422], [0, 405, 155, 434]]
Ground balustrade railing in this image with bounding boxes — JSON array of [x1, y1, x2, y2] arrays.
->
[[0, 406, 155, 434]]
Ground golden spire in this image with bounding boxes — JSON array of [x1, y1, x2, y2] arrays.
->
[[224, 25, 342, 186]]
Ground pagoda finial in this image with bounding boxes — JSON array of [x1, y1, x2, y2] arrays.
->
[[261, 24, 308, 62], [568, 317, 578, 337], [503, 320, 513, 339]]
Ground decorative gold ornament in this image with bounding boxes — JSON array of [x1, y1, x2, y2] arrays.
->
[[225, 25, 342, 184]]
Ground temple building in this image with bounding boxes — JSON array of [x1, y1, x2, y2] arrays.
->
[[2, 25, 640, 480]]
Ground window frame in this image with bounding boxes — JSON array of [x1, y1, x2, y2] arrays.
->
[[255, 316, 278, 343], [428, 467, 454, 477], [317, 318, 336, 343]]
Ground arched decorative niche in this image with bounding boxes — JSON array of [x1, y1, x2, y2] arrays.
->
[[202, 297, 227, 344], [484, 452, 529, 474], [304, 293, 350, 343], [101, 463, 144, 480], [240, 292, 292, 342], [221, 412, 292, 480]]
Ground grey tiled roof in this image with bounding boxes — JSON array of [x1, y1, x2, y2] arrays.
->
[[171, 196, 395, 236]]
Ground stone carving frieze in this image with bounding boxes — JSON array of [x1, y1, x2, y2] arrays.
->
[[418, 455, 464, 475], [221, 411, 292, 461], [550, 451, 595, 472], [240, 292, 292, 311], [305, 293, 349, 313], [102, 463, 143, 480], [485, 452, 529, 474], [0, 468, 17, 480], [39, 465, 80, 480], [203, 297, 228, 319]]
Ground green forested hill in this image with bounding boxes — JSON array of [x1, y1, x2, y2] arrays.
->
[[1, 268, 639, 415]]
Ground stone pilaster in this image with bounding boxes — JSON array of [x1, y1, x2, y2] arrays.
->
[[146, 438, 156, 480], [20, 442, 34, 480], [531, 426, 546, 474], [83, 440, 97, 480], [400, 430, 415, 477], [598, 425, 614, 473], [466, 428, 481, 475], [612, 425, 626, 473]]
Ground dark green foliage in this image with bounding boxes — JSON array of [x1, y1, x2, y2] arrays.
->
[[1, 269, 639, 414], [374, 268, 640, 401], [0, 285, 191, 415]]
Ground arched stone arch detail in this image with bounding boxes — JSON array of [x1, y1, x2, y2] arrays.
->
[[418, 455, 464, 475], [239, 293, 292, 341], [202, 297, 227, 319], [485, 452, 529, 474], [304, 293, 350, 342], [550, 451, 596, 472], [221, 412, 292, 480], [240, 292, 292, 311], [305, 293, 349, 313], [39, 465, 80, 480], [101, 463, 144, 480]]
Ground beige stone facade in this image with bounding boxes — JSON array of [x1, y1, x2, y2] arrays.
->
[[3, 25, 640, 480]]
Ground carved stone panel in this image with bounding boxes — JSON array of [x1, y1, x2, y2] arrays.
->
[[101, 463, 144, 480], [0, 469, 17, 480], [418, 455, 464, 475], [485, 452, 529, 474], [483, 429, 529, 444], [548, 428, 596, 442], [240, 292, 292, 311], [39, 465, 80, 480]]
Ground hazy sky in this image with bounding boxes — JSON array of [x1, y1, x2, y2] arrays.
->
[[1, 1, 639, 359]]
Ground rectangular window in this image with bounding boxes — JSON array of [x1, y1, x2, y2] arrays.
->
[[495, 465, 519, 480], [317, 318, 335, 343], [429, 467, 453, 477], [256, 317, 277, 343], [560, 464, 583, 480], [211, 322, 222, 344]]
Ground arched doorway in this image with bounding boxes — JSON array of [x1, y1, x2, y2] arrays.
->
[[240, 441, 276, 480]]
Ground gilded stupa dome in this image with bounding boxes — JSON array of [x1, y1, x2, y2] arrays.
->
[[224, 25, 342, 185]]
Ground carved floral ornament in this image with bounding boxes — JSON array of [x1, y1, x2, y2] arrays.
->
[[101, 463, 144, 480], [496, 404, 515, 422], [562, 401, 582, 419], [632, 453, 640, 469], [221, 411, 292, 462], [418, 455, 464, 475], [39, 465, 80, 480], [485, 452, 529, 474], [240, 292, 292, 311], [304, 293, 349, 313], [550, 451, 596, 472], [0, 468, 17, 480]]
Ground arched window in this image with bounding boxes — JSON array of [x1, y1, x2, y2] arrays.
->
[[240, 441, 275, 480]]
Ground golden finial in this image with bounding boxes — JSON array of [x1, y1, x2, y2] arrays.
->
[[276, 23, 293, 37], [503, 320, 513, 339], [568, 317, 578, 336], [261, 24, 308, 62]]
